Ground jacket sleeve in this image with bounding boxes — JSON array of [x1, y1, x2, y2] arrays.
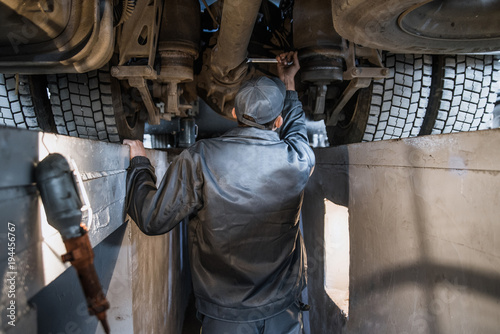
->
[[280, 90, 316, 171], [126, 150, 204, 235]]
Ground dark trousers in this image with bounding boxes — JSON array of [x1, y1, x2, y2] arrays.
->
[[201, 302, 303, 334]]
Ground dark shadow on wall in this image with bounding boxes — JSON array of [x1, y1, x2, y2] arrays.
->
[[302, 146, 350, 334], [353, 263, 500, 303]]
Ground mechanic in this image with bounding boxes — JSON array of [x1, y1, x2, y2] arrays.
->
[[124, 51, 315, 334]]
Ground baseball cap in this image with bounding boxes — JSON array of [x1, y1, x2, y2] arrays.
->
[[234, 76, 286, 129]]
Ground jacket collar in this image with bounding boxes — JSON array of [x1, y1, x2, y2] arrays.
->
[[221, 126, 280, 142]]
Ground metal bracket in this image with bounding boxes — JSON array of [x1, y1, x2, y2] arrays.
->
[[111, 65, 157, 80], [323, 43, 389, 126], [128, 77, 161, 125], [343, 42, 390, 81], [111, 64, 193, 123], [111, 0, 164, 125], [166, 81, 180, 119], [326, 78, 371, 126], [118, 0, 163, 66], [111, 65, 161, 124]]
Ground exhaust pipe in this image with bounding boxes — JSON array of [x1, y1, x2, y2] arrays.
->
[[211, 0, 262, 78], [197, 0, 263, 118]]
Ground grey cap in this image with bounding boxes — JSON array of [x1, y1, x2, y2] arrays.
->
[[234, 76, 286, 129]]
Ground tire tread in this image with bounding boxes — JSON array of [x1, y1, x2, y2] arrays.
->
[[363, 53, 432, 141], [430, 55, 499, 134], [47, 65, 120, 142], [0, 74, 41, 130]]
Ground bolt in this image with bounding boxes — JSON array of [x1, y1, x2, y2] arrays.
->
[[211, 97, 218, 104], [351, 68, 360, 76], [110, 67, 120, 76], [381, 68, 390, 76]]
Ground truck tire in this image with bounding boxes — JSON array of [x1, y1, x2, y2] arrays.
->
[[332, 0, 500, 54], [420, 55, 500, 135], [47, 64, 145, 143], [327, 53, 432, 144], [364, 54, 432, 141], [0, 74, 45, 130]]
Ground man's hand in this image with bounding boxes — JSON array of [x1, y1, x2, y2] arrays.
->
[[276, 51, 300, 91], [123, 139, 147, 159]]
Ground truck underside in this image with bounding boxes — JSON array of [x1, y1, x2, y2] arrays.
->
[[0, 0, 499, 146]]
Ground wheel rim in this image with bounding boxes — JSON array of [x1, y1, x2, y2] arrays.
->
[[398, 0, 500, 41]]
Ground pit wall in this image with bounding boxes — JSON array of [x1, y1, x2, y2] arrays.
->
[[3, 126, 500, 334], [302, 128, 500, 334], [0, 128, 190, 334]]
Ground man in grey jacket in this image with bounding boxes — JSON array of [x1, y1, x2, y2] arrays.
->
[[124, 51, 315, 334]]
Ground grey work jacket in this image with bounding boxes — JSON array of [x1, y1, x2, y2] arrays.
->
[[126, 90, 315, 322]]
